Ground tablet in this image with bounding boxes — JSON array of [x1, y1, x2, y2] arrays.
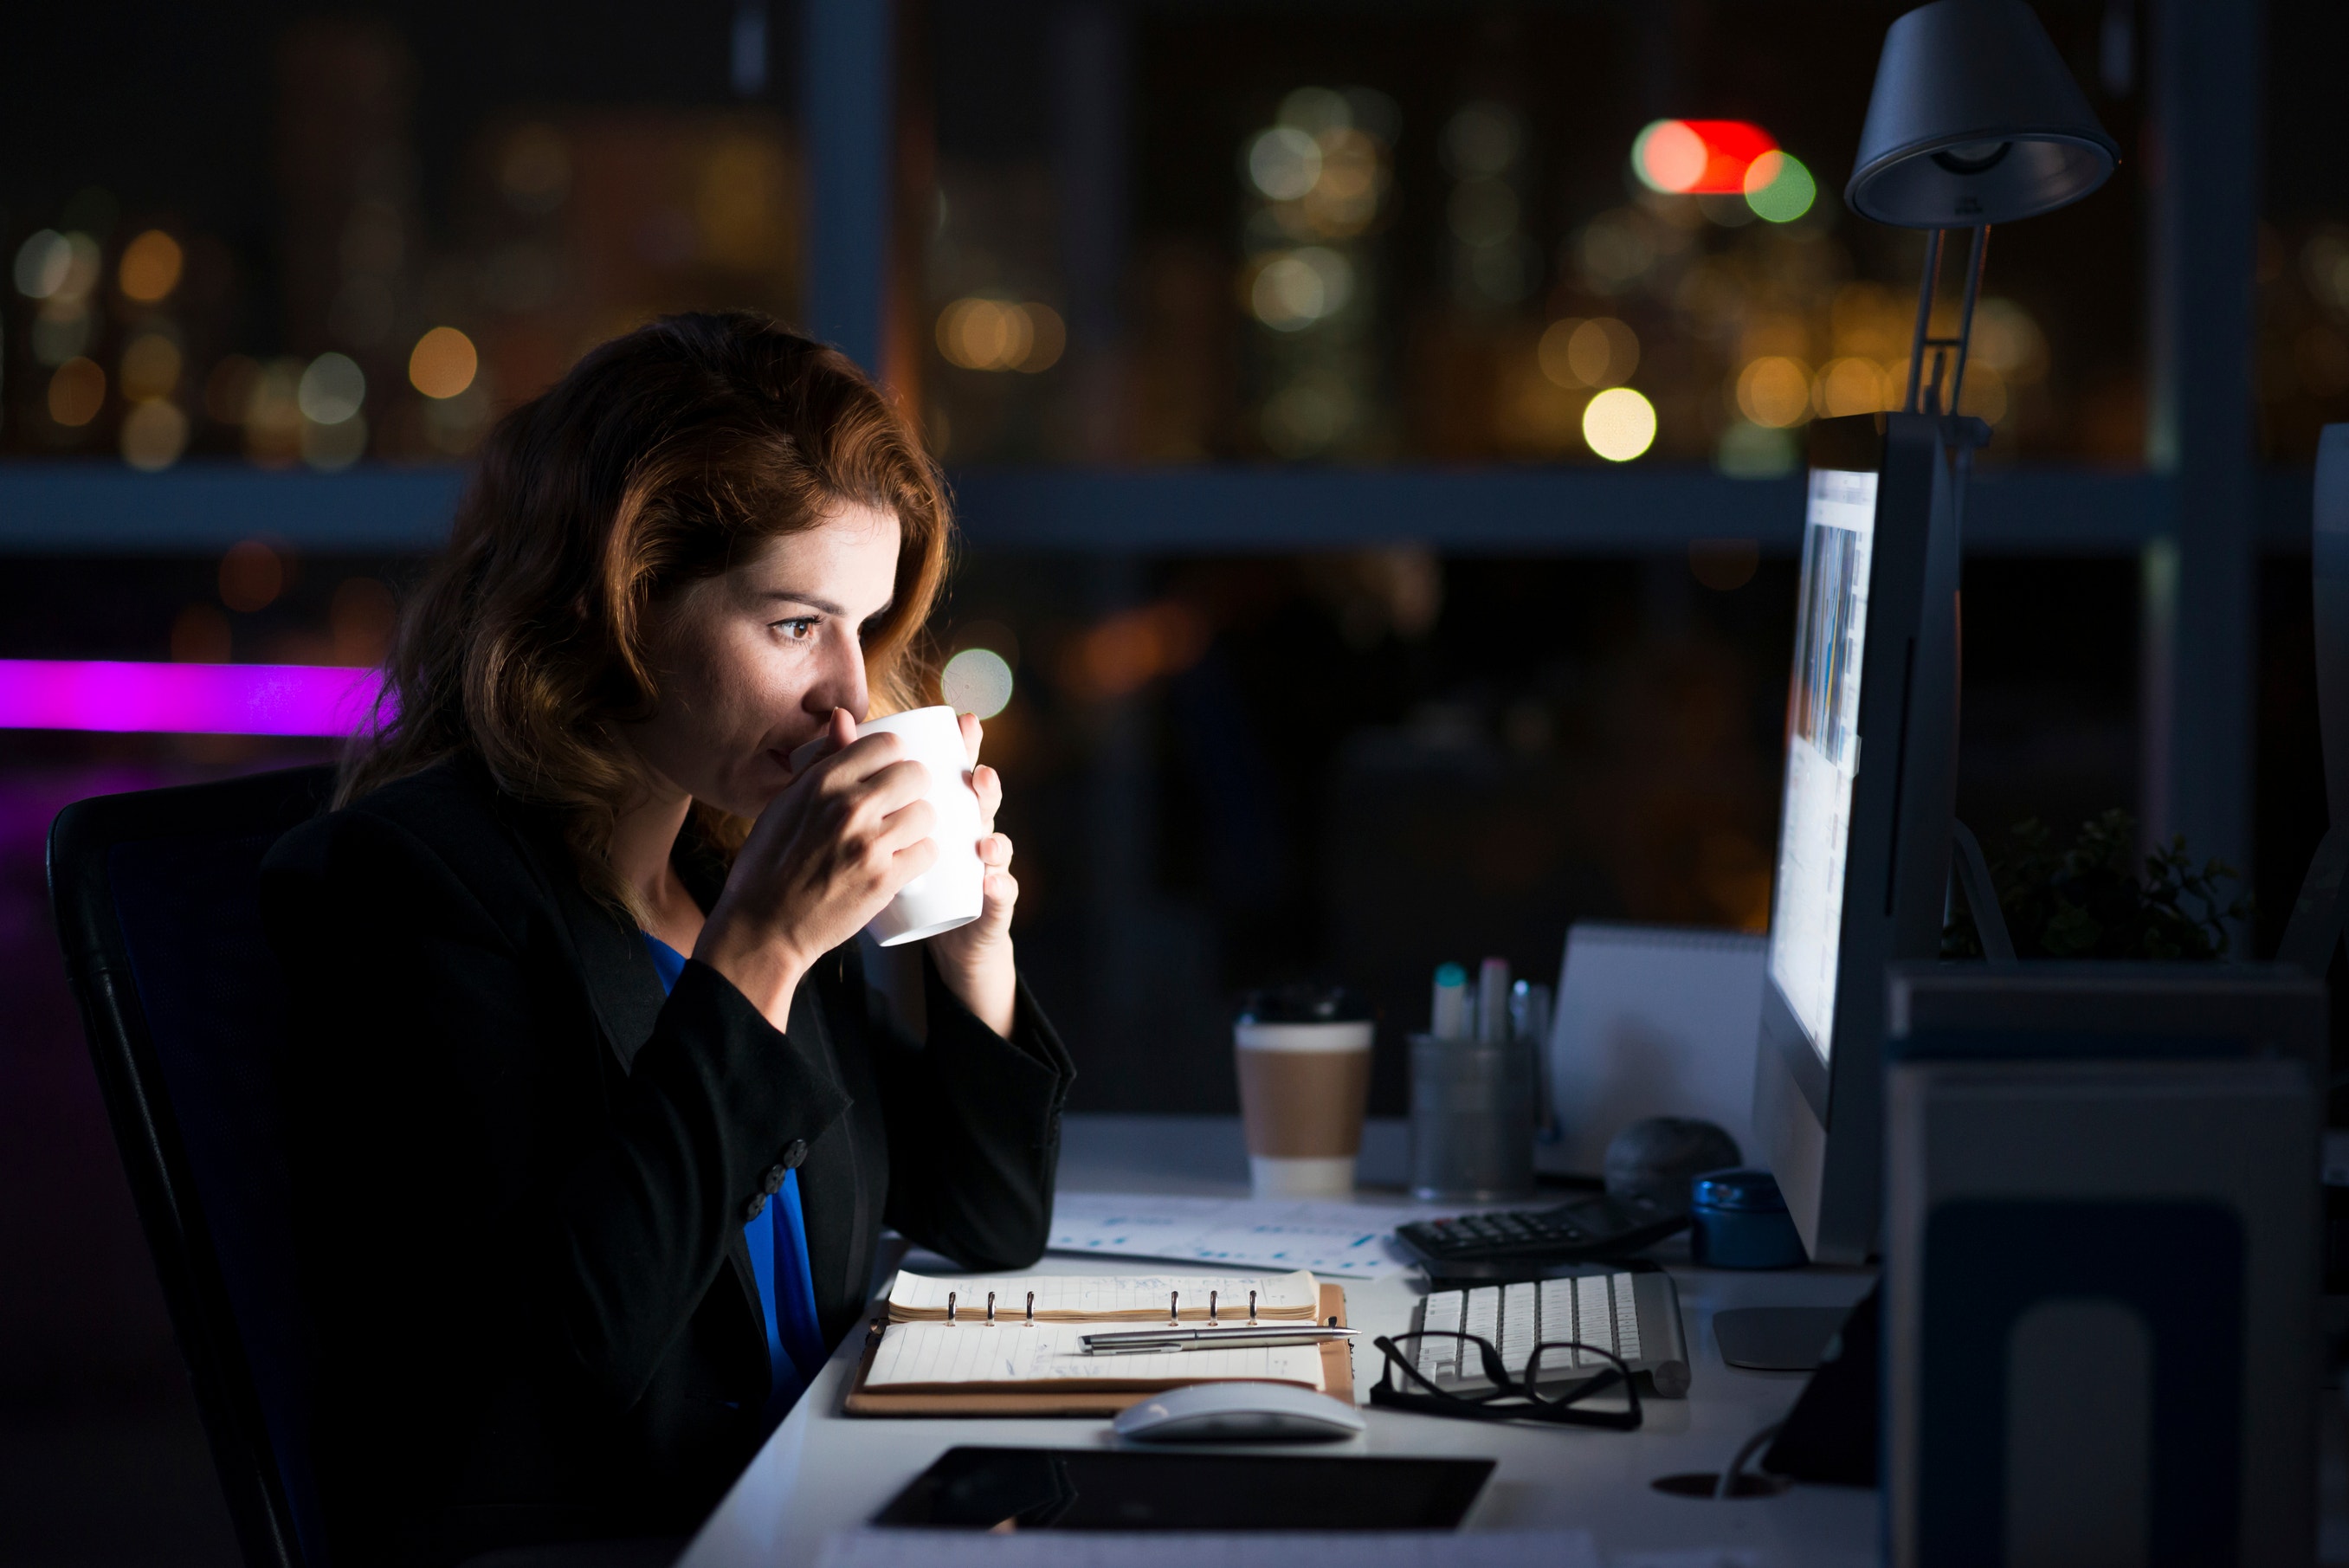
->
[[872, 1446, 1494, 1532]]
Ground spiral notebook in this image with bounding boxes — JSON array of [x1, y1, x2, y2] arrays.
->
[[844, 1268, 1353, 1417]]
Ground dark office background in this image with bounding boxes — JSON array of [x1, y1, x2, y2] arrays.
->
[[2, 1, 2342, 1561]]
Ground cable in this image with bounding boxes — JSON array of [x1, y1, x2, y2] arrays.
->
[[1714, 1419, 1784, 1500]]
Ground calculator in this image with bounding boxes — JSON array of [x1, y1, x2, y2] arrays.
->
[[1394, 1192, 1690, 1268]]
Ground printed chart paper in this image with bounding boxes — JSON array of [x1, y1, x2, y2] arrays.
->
[[1047, 1192, 1423, 1280]]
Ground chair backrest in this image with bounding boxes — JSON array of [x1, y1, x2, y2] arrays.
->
[[48, 765, 337, 1568]]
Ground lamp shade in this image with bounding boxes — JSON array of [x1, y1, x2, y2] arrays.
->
[[1846, 0, 2118, 229]]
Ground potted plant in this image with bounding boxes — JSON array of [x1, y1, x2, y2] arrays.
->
[[1941, 809, 2250, 961]]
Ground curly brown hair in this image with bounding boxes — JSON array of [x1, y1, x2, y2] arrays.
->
[[340, 311, 952, 913]]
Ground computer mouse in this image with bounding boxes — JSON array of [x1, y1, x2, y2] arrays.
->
[[1112, 1381, 1368, 1443]]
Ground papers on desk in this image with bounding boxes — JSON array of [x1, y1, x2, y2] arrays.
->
[[1048, 1192, 1417, 1279], [817, 1532, 1601, 1568], [865, 1321, 1329, 1392]]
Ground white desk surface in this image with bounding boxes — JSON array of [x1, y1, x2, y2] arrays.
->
[[677, 1114, 1883, 1567]]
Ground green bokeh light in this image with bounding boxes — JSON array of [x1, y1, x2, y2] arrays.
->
[[1744, 152, 1817, 223]]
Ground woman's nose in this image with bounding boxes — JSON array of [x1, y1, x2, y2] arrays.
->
[[803, 629, 870, 722]]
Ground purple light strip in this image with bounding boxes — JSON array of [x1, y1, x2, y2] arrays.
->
[[0, 659, 384, 737]]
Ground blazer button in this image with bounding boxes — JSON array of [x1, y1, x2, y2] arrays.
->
[[741, 1193, 768, 1223], [761, 1165, 786, 1196], [782, 1139, 810, 1170]]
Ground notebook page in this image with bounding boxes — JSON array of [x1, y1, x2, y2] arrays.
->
[[865, 1322, 1327, 1391], [887, 1269, 1319, 1320]]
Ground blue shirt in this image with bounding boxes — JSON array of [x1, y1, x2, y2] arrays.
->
[[640, 933, 827, 1428]]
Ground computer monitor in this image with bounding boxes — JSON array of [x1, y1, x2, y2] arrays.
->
[[1752, 412, 1967, 1263]]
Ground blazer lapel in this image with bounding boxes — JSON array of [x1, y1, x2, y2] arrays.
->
[[492, 789, 667, 1074], [490, 781, 770, 1375]]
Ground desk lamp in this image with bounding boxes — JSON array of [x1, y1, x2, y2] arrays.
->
[[1847, 0, 2119, 416]]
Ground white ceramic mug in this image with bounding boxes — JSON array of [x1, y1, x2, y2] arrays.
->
[[855, 705, 985, 947]]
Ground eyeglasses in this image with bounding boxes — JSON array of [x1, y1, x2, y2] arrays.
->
[[1369, 1330, 1643, 1430]]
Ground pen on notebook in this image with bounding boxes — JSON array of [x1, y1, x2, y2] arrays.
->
[[1079, 1325, 1358, 1355]]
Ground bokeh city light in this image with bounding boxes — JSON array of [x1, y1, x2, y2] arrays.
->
[[1582, 386, 1657, 461], [116, 230, 184, 302], [941, 647, 1016, 721], [1632, 120, 1778, 196], [408, 327, 479, 399]]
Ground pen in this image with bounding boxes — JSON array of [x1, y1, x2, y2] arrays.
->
[[1080, 1326, 1359, 1356], [1431, 963, 1468, 1041]]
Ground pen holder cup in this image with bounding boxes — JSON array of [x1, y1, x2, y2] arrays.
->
[[1408, 1031, 1539, 1203]]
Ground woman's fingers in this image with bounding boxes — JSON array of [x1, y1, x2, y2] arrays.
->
[[978, 831, 1013, 868], [888, 834, 941, 884], [971, 764, 1002, 830], [783, 707, 862, 781], [958, 711, 984, 767], [872, 793, 938, 854], [978, 865, 1018, 928]]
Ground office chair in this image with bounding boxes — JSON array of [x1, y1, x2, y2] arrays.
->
[[48, 765, 337, 1568]]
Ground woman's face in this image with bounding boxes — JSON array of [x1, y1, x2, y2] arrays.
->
[[629, 502, 902, 817]]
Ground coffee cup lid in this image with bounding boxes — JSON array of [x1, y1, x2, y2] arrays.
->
[[1237, 984, 1373, 1025]]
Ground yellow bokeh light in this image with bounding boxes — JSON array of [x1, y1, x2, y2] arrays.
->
[[1956, 364, 2010, 425], [409, 326, 480, 399], [1537, 318, 1585, 387], [1016, 305, 1066, 373], [1538, 317, 1642, 390], [1583, 386, 1657, 461], [118, 229, 184, 302], [937, 299, 1031, 371], [121, 400, 189, 471], [1736, 357, 1813, 428], [1814, 357, 1889, 418], [120, 333, 183, 401], [48, 358, 106, 427], [1569, 319, 1637, 387]]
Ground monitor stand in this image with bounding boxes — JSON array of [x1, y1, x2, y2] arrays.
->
[[2281, 827, 2349, 975], [1714, 823, 2009, 1380], [1713, 1306, 1850, 1371], [1951, 819, 2017, 964]]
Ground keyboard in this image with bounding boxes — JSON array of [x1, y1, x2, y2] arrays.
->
[[1410, 1270, 1690, 1397], [1395, 1192, 1689, 1268]]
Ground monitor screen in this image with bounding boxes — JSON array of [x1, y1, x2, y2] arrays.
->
[[1767, 467, 1880, 1061]]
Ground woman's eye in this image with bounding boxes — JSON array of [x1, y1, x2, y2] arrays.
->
[[775, 617, 821, 642]]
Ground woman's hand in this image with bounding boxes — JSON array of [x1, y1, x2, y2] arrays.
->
[[926, 712, 1019, 1038], [695, 709, 938, 1030]]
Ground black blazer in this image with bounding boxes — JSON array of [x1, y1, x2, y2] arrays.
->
[[258, 755, 1073, 1566]]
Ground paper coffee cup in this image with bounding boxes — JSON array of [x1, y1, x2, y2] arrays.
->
[[856, 706, 985, 947], [1235, 988, 1375, 1199]]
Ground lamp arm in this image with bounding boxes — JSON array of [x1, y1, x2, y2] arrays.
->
[[1904, 229, 1946, 413], [1905, 224, 1993, 416], [1946, 226, 1990, 416]]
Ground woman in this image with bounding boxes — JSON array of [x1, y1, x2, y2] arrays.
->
[[261, 313, 1072, 1565]]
